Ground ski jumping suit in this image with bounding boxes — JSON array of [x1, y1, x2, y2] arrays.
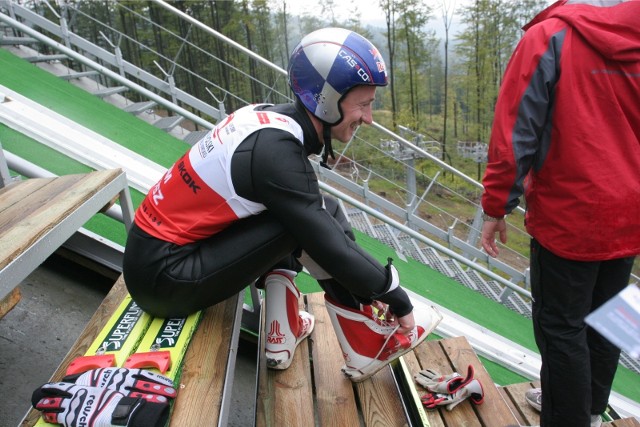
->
[[123, 102, 413, 319]]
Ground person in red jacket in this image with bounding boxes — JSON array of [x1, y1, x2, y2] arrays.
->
[[481, 1, 640, 426]]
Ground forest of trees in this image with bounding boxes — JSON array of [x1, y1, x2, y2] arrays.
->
[[46, 0, 548, 156], [26, 0, 601, 269]]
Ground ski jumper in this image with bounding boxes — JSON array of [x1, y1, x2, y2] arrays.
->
[[123, 103, 412, 318]]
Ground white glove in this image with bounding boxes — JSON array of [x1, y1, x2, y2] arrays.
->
[[420, 379, 484, 411], [32, 382, 169, 427], [414, 364, 475, 393]]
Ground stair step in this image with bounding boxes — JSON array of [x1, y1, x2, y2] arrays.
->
[[498, 381, 541, 426], [24, 54, 68, 63], [0, 35, 38, 45], [59, 70, 100, 80], [182, 130, 209, 146], [122, 100, 156, 115], [153, 115, 184, 131], [92, 86, 128, 98]]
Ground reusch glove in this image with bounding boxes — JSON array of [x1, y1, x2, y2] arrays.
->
[[32, 382, 169, 427], [415, 369, 463, 393], [420, 378, 484, 411], [414, 364, 475, 394], [63, 368, 176, 403]]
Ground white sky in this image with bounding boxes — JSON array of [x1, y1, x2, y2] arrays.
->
[[282, 0, 553, 48], [281, 0, 475, 38]]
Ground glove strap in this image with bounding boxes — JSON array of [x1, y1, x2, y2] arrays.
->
[[445, 364, 475, 393], [114, 397, 170, 427]]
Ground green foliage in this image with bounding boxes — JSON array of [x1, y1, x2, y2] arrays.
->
[[62, 0, 548, 142]]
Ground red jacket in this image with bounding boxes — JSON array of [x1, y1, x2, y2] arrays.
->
[[482, 0, 640, 261]]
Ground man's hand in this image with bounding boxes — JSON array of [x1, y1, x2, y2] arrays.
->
[[481, 218, 507, 257], [371, 300, 415, 335], [396, 311, 416, 335]]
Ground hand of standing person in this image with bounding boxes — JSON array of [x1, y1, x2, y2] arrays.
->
[[481, 218, 507, 258]]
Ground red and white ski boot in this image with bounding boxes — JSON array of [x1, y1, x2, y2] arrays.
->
[[264, 270, 315, 370], [325, 294, 442, 382]]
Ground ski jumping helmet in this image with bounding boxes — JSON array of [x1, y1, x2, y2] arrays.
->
[[288, 28, 389, 126]]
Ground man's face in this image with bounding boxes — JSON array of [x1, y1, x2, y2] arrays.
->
[[331, 85, 377, 143]]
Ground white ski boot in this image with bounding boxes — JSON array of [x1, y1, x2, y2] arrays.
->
[[264, 270, 315, 370], [325, 294, 442, 382]]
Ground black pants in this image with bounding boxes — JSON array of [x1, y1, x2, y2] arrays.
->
[[530, 239, 635, 427], [123, 196, 357, 317]]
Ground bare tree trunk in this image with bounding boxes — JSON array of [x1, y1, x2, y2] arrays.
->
[[441, 0, 454, 161], [381, 0, 397, 128]]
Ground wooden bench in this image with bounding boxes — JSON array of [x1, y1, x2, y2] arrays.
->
[[256, 292, 516, 426], [257, 291, 403, 426], [20, 274, 244, 426], [404, 336, 521, 426], [0, 168, 133, 318], [257, 292, 640, 427]]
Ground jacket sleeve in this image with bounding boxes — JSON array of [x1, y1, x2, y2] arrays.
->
[[481, 21, 564, 217], [237, 129, 412, 315]]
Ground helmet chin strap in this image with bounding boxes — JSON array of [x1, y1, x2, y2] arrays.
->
[[320, 123, 335, 170]]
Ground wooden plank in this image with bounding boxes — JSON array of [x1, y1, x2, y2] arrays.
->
[[0, 177, 64, 230], [257, 292, 411, 426], [356, 365, 408, 427], [0, 178, 51, 217], [256, 293, 315, 427], [608, 418, 640, 426], [498, 383, 640, 427], [0, 286, 21, 319], [306, 292, 361, 427], [499, 382, 540, 426], [498, 386, 525, 426], [20, 276, 128, 426], [255, 325, 271, 427], [169, 293, 241, 426], [0, 169, 119, 231], [0, 170, 122, 270], [403, 349, 446, 427], [414, 339, 481, 427], [442, 336, 519, 427]]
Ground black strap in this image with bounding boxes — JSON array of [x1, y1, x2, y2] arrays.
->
[[320, 124, 334, 169]]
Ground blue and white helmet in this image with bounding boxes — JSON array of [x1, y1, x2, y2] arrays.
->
[[288, 28, 388, 125]]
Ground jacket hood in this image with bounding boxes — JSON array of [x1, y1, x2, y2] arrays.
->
[[524, 0, 640, 62]]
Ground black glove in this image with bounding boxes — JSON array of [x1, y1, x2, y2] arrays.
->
[[32, 382, 169, 427], [63, 367, 177, 403]]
